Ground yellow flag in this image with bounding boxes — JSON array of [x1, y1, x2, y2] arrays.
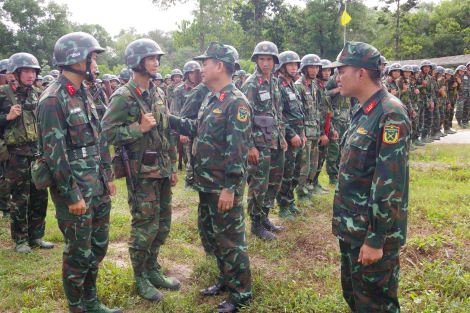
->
[[341, 9, 352, 26]]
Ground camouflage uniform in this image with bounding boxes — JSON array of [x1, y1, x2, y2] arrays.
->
[[433, 69, 447, 135], [0, 58, 10, 219], [328, 42, 410, 313], [410, 66, 422, 143], [455, 65, 470, 127], [0, 53, 49, 251], [87, 81, 109, 120], [170, 41, 252, 310], [416, 61, 435, 140], [445, 69, 458, 132]]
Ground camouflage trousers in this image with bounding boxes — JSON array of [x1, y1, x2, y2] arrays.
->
[[421, 102, 434, 137], [198, 192, 252, 306], [247, 147, 284, 218], [455, 97, 470, 123], [444, 101, 456, 130], [50, 186, 111, 313], [431, 103, 443, 134], [0, 164, 9, 213], [128, 177, 172, 276], [312, 143, 328, 185], [296, 138, 319, 197], [183, 141, 193, 185], [6, 154, 48, 244], [339, 240, 400, 313], [411, 114, 419, 140], [417, 101, 425, 137], [327, 121, 348, 180], [276, 143, 302, 207]]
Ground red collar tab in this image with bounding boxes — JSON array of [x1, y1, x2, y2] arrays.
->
[[282, 80, 287, 87], [11, 83, 17, 92], [218, 91, 226, 102], [258, 77, 264, 85], [304, 80, 309, 86], [365, 100, 377, 114], [65, 83, 76, 96], [317, 80, 323, 88], [135, 86, 142, 97]]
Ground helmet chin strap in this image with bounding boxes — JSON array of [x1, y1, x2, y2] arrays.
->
[[281, 66, 295, 79], [65, 55, 95, 81], [15, 69, 34, 88], [134, 59, 157, 79]]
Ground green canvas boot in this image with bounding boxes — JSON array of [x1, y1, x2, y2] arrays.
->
[[15, 242, 31, 254], [135, 273, 163, 302], [147, 269, 181, 290], [279, 206, 295, 221], [85, 299, 123, 313]]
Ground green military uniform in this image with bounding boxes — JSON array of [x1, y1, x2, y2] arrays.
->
[[433, 67, 448, 137], [410, 65, 424, 144], [455, 63, 470, 128], [416, 61, 435, 141], [445, 68, 458, 133], [170, 41, 252, 311], [328, 41, 410, 313], [87, 81, 109, 120]]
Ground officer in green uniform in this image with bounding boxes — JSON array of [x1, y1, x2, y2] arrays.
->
[[169, 41, 252, 313], [37, 32, 121, 313], [235, 70, 247, 90], [327, 41, 410, 313], [101, 38, 180, 303], [162, 74, 171, 95]]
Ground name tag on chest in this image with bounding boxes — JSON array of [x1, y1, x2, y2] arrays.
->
[[288, 92, 296, 101], [259, 91, 271, 101]]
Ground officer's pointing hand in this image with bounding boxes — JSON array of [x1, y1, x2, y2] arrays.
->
[[218, 188, 234, 212], [7, 104, 22, 121], [140, 110, 156, 133], [68, 199, 86, 216]]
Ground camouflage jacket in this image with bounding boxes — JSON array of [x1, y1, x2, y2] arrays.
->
[[384, 77, 400, 99], [396, 77, 413, 113], [409, 77, 420, 110], [235, 79, 244, 90], [170, 83, 251, 195], [333, 89, 410, 251], [170, 82, 193, 117], [325, 74, 351, 123], [166, 81, 183, 103], [436, 77, 449, 106], [295, 75, 320, 140], [240, 71, 285, 150], [101, 79, 177, 179], [278, 74, 304, 140], [447, 76, 459, 102], [0, 82, 40, 155], [416, 72, 435, 103], [459, 72, 470, 98], [87, 82, 109, 120], [37, 75, 112, 206], [315, 78, 335, 136], [180, 83, 210, 120]]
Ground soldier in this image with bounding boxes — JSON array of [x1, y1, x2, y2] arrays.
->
[[109, 75, 120, 92], [101, 38, 179, 303], [50, 69, 60, 80], [33, 75, 44, 93], [455, 63, 470, 128], [235, 70, 247, 90], [87, 70, 109, 120], [101, 73, 111, 85], [416, 60, 435, 143], [166, 69, 183, 101], [0, 59, 10, 220], [328, 41, 410, 313], [118, 68, 132, 85], [171, 60, 201, 190], [169, 41, 252, 313], [276, 51, 305, 219], [398, 65, 418, 150], [433, 66, 448, 138], [152, 73, 164, 89], [410, 65, 425, 146], [444, 68, 458, 134], [240, 41, 286, 240], [37, 32, 121, 313], [42, 75, 55, 89], [384, 63, 401, 97], [0, 53, 52, 253], [294, 54, 322, 204], [162, 74, 171, 94], [380, 55, 388, 78]]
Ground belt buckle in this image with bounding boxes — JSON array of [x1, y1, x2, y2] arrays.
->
[[82, 147, 87, 158]]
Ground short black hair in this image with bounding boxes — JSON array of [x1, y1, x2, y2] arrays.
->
[[365, 69, 381, 83], [210, 59, 234, 77]]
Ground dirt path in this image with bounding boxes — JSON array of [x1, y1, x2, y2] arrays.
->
[[430, 128, 470, 144]]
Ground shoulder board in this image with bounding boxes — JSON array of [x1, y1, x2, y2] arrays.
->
[[232, 88, 244, 98]]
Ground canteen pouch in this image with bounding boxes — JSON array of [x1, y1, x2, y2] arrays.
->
[[253, 116, 274, 144], [142, 150, 158, 166], [111, 154, 126, 179], [31, 156, 55, 190], [0, 139, 9, 162], [4, 110, 38, 146]]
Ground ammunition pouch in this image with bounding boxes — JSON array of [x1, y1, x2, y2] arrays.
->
[[253, 116, 274, 145]]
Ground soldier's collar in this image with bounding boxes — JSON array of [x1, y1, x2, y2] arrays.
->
[[212, 83, 234, 102], [129, 79, 155, 98], [360, 89, 387, 115], [57, 76, 83, 96]]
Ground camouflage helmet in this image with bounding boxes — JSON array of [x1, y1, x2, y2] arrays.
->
[[102, 74, 111, 81], [384, 66, 390, 75], [444, 68, 454, 76], [251, 41, 279, 64], [95, 68, 100, 75], [35, 75, 43, 81], [164, 74, 171, 80], [225, 45, 240, 70], [0, 59, 9, 74], [7, 53, 41, 75], [401, 65, 413, 72], [388, 63, 402, 74], [411, 65, 420, 73], [183, 61, 201, 76], [42, 75, 54, 84], [95, 78, 102, 83], [110, 75, 120, 82], [456, 65, 467, 72], [430, 63, 437, 70], [119, 68, 132, 81], [299, 54, 322, 72], [50, 69, 60, 76], [238, 70, 246, 76], [171, 69, 183, 80], [125, 38, 165, 70], [380, 55, 388, 65], [152, 73, 163, 80], [278, 51, 301, 68], [435, 66, 445, 75], [273, 64, 281, 73], [420, 60, 432, 69], [54, 32, 105, 67]]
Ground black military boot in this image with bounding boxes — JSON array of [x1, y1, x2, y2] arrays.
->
[[261, 208, 284, 232], [251, 216, 276, 240]]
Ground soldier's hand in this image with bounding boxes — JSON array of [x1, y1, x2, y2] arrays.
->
[[318, 135, 329, 146], [108, 182, 117, 196], [68, 199, 86, 216], [180, 135, 189, 144], [452, 82, 458, 87], [248, 148, 259, 165], [282, 138, 288, 152], [414, 89, 420, 95], [358, 244, 383, 266], [218, 188, 234, 212], [7, 104, 22, 121], [430, 102, 435, 112], [447, 103, 451, 110], [140, 110, 157, 133], [390, 89, 397, 96], [290, 135, 302, 147], [422, 80, 427, 86], [171, 173, 178, 187], [412, 110, 417, 118], [331, 131, 339, 141]]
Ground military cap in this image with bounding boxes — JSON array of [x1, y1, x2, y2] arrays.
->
[[7, 53, 41, 74], [42, 75, 54, 84], [95, 78, 102, 83], [380, 55, 388, 65], [326, 41, 381, 71], [466, 61, 470, 68], [411, 65, 420, 73], [35, 75, 43, 80], [444, 68, 454, 76], [435, 66, 445, 75], [401, 65, 413, 72], [194, 41, 236, 67], [420, 60, 432, 69], [456, 65, 467, 72], [388, 63, 402, 74], [152, 73, 163, 80], [164, 74, 171, 80]]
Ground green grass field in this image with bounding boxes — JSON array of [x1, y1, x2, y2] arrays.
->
[[0, 143, 469, 313]]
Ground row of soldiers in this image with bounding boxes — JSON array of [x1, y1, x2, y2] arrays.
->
[[381, 59, 470, 149]]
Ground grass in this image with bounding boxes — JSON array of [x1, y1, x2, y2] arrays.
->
[[0, 143, 469, 312]]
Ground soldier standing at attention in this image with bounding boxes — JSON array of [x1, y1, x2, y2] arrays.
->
[[152, 73, 164, 89], [240, 41, 286, 240], [162, 74, 171, 95], [417, 60, 435, 143], [101, 38, 180, 303], [0, 58, 11, 220], [455, 62, 470, 129], [235, 70, 247, 90], [166, 69, 183, 102], [37, 32, 121, 313], [0, 53, 52, 253], [170, 41, 252, 313], [87, 70, 109, 121], [444, 68, 457, 134], [328, 41, 410, 313]]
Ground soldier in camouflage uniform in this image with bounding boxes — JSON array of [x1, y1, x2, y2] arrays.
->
[[166, 69, 183, 102], [410, 65, 425, 146], [240, 41, 286, 240], [398, 65, 418, 150], [151, 73, 164, 89], [87, 70, 108, 120], [33, 75, 44, 95], [37, 32, 121, 313], [235, 70, 247, 90], [294, 54, 321, 204], [109, 75, 120, 92], [0, 59, 11, 219], [169, 41, 252, 313], [384, 63, 401, 97], [455, 62, 470, 128], [162, 74, 171, 95], [417, 60, 435, 143], [102, 38, 180, 303], [118, 68, 132, 86], [328, 41, 410, 313], [444, 68, 458, 134], [380, 55, 388, 79], [276, 51, 305, 219], [50, 69, 60, 80], [433, 66, 448, 138], [0, 53, 52, 253], [171, 60, 201, 190]]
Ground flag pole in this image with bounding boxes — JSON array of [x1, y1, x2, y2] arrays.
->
[[344, 2, 347, 45]]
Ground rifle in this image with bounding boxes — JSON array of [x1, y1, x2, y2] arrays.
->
[[104, 80, 113, 99], [92, 85, 108, 110], [118, 130, 139, 210], [188, 68, 203, 177], [0, 74, 6, 86]]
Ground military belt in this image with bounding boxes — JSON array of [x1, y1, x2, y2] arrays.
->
[[67, 145, 99, 161]]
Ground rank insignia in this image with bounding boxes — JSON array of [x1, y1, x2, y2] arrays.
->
[[213, 108, 222, 114], [237, 107, 248, 122], [218, 91, 226, 102], [383, 125, 399, 144], [357, 127, 367, 135], [65, 83, 76, 96], [157, 100, 163, 105], [365, 100, 377, 114]]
